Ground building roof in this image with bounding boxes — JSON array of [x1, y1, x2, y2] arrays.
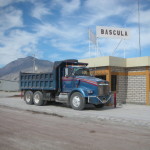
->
[[79, 56, 150, 68]]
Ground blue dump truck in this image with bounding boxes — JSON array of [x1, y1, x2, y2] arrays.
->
[[20, 59, 111, 110]]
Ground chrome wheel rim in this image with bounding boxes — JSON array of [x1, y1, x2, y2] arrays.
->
[[72, 96, 80, 107], [34, 94, 40, 104], [26, 94, 31, 102]]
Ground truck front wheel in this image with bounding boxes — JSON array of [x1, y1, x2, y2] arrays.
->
[[33, 91, 44, 106], [24, 91, 33, 105], [70, 92, 85, 110]]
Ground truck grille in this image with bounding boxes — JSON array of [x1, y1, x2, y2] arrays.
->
[[98, 84, 109, 96]]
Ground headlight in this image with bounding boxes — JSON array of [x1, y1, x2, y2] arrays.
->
[[87, 90, 94, 94]]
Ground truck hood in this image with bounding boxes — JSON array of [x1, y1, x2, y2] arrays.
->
[[75, 76, 108, 85]]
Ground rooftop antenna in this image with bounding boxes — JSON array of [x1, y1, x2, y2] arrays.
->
[[88, 28, 91, 58], [138, 0, 141, 56]]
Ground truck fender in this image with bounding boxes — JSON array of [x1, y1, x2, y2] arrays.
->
[[68, 87, 88, 101]]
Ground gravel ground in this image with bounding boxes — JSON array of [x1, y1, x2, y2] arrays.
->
[[0, 106, 150, 150], [0, 91, 150, 150], [0, 91, 150, 128]]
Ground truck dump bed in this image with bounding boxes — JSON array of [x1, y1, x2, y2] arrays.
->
[[20, 72, 56, 90]]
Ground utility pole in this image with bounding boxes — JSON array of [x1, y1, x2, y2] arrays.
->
[[138, 0, 141, 57], [33, 54, 35, 73]]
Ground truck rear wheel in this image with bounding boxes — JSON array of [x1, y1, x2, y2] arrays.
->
[[24, 91, 33, 105], [70, 92, 85, 110], [33, 91, 44, 106]]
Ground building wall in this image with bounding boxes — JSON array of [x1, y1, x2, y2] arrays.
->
[[93, 66, 147, 104], [0, 80, 19, 91], [126, 67, 146, 104], [127, 67, 146, 72], [111, 66, 125, 72], [116, 75, 127, 104], [114, 67, 147, 104], [111, 67, 127, 104], [126, 75, 146, 104]]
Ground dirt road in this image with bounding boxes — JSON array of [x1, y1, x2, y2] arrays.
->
[[0, 105, 150, 150], [0, 92, 150, 150]]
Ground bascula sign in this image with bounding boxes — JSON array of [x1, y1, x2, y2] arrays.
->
[[96, 26, 130, 39]]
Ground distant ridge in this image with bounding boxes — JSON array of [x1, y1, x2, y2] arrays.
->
[[0, 56, 53, 81]]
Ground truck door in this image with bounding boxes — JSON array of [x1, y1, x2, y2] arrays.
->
[[62, 67, 75, 92]]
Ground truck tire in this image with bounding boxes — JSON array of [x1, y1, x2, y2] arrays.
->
[[33, 91, 44, 106], [70, 92, 85, 110], [94, 104, 104, 108], [24, 91, 33, 105]]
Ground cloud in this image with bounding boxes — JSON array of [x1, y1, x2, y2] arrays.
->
[[31, 2, 51, 20], [80, 0, 128, 26], [50, 39, 81, 52], [48, 53, 61, 61], [0, 6, 23, 32], [127, 6, 150, 26], [0, 29, 38, 65], [0, 0, 27, 7], [54, 0, 80, 15], [0, 0, 14, 7], [35, 22, 86, 49], [0, 0, 150, 67], [124, 3, 150, 52]]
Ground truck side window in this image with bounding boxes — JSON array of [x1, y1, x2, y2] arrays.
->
[[65, 68, 73, 77], [65, 68, 69, 76], [68, 68, 73, 76]]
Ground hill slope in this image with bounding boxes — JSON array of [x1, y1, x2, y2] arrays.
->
[[0, 56, 53, 81]]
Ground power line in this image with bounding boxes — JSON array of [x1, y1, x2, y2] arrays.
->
[[111, 39, 123, 56]]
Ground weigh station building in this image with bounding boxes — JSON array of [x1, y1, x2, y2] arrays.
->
[[80, 56, 150, 105]]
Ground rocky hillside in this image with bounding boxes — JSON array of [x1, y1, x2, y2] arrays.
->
[[0, 56, 53, 81]]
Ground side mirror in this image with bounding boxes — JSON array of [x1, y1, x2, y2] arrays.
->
[[65, 68, 69, 77]]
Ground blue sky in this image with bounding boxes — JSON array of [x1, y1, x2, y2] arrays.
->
[[0, 0, 150, 67]]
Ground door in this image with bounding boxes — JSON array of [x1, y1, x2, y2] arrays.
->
[[62, 67, 75, 92]]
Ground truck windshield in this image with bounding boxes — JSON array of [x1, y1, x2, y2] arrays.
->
[[74, 68, 90, 76]]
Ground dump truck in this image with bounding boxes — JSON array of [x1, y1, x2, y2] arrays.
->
[[20, 59, 111, 110]]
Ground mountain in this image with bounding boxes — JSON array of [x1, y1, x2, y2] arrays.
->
[[0, 56, 53, 81]]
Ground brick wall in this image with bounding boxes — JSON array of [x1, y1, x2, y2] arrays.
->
[[111, 66, 146, 104], [94, 66, 147, 104], [116, 75, 127, 104], [126, 75, 146, 104]]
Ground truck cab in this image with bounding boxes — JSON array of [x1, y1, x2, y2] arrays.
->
[[55, 61, 111, 110]]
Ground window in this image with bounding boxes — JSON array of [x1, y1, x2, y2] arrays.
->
[[111, 75, 117, 91], [74, 68, 90, 76], [96, 75, 106, 80]]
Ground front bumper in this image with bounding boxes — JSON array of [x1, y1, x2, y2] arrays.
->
[[87, 94, 111, 105]]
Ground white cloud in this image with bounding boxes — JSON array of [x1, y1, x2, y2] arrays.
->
[[0, 6, 23, 32], [50, 39, 81, 52], [54, 0, 80, 15], [0, 0, 150, 66], [48, 53, 61, 61], [0, 29, 38, 65], [125, 5, 150, 51], [0, 0, 14, 7], [81, 0, 127, 26], [0, 0, 27, 7], [31, 2, 51, 20], [127, 7, 150, 26]]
